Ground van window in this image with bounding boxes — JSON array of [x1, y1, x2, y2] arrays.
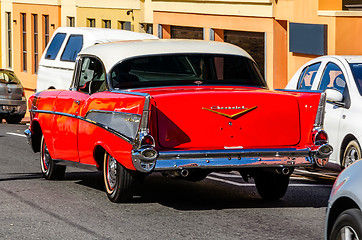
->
[[60, 35, 83, 62], [45, 33, 66, 60]]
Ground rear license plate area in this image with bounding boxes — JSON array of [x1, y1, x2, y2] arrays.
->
[[2, 105, 20, 111]]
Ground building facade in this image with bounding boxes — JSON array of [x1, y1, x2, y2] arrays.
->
[[1, 0, 362, 99]]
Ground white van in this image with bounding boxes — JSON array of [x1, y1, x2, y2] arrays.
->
[[36, 27, 158, 91]]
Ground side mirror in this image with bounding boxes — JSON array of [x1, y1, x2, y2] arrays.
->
[[326, 89, 344, 103]]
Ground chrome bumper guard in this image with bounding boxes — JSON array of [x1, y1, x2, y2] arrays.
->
[[132, 146, 332, 172]]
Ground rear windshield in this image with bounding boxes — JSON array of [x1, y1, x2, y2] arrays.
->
[[349, 63, 362, 95], [0, 70, 21, 84], [110, 54, 266, 89]]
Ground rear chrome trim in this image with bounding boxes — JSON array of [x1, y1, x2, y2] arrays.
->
[[132, 148, 318, 172]]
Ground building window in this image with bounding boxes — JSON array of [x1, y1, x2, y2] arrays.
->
[[43, 15, 49, 49], [5, 12, 12, 68], [21, 13, 27, 72], [67, 17, 75, 27], [32, 14, 38, 74], [141, 23, 153, 34], [118, 21, 131, 31], [87, 18, 95, 27], [102, 20, 111, 29]]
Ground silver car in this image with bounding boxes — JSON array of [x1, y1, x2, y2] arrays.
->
[[0, 69, 26, 124], [326, 159, 362, 239]]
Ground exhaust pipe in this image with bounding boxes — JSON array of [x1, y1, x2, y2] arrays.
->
[[281, 167, 290, 175], [276, 167, 290, 175], [180, 169, 189, 177]]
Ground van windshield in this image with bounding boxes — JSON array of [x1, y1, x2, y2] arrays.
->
[[110, 54, 266, 89]]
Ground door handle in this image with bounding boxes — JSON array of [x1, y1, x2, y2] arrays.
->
[[74, 100, 81, 105]]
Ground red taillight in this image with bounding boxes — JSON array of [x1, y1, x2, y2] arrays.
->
[[141, 135, 155, 147], [314, 129, 328, 145]]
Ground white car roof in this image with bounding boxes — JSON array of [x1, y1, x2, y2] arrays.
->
[[310, 55, 362, 64], [79, 39, 254, 72], [53, 27, 158, 43]]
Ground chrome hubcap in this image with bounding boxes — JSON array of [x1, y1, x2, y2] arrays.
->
[[345, 147, 359, 168], [338, 226, 359, 240], [107, 155, 117, 190]]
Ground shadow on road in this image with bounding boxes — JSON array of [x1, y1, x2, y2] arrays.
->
[[62, 171, 333, 211], [0, 172, 43, 182]]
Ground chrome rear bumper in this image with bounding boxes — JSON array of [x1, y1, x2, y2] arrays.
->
[[132, 146, 332, 172]]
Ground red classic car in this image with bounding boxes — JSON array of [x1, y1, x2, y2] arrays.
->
[[25, 39, 332, 202]]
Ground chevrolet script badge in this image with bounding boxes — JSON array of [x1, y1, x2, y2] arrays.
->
[[202, 106, 257, 119]]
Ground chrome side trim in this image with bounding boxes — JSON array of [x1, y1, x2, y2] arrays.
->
[[85, 109, 141, 118], [29, 109, 134, 144], [111, 90, 150, 97]]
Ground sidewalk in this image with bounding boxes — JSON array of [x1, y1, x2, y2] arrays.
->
[[21, 116, 30, 124]]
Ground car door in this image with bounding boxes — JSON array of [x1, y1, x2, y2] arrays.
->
[[317, 60, 348, 164], [51, 57, 94, 162]]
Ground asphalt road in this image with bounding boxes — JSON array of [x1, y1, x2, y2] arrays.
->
[[0, 123, 339, 240]]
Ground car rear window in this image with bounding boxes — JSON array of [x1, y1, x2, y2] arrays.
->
[[0, 71, 21, 84], [45, 33, 66, 60], [110, 54, 266, 89], [60, 35, 83, 62]]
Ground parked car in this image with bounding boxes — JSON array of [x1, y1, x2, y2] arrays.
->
[[286, 56, 362, 169], [36, 27, 158, 91], [25, 39, 332, 202], [325, 160, 362, 240], [0, 69, 26, 124]]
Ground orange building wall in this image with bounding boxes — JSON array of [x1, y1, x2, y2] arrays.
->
[[153, 11, 287, 88], [12, 3, 60, 96], [319, 0, 342, 10], [274, 0, 340, 82], [335, 17, 362, 55]]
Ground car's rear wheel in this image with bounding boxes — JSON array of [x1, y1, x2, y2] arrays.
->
[[103, 152, 137, 203], [40, 136, 66, 180], [342, 140, 361, 168], [5, 115, 23, 124], [330, 208, 362, 240], [254, 172, 289, 200]]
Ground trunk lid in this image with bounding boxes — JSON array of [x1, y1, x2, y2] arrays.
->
[[145, 87, 301, 150], [0, 82, 24, 100]]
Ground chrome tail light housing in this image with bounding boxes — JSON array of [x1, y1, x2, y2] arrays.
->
[[311, 127, 333, 167], [314, 92, 326, 128]]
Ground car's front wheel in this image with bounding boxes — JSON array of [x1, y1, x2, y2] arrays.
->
[[330, 208, 362, 240], [103, 152, 137, 203], [254, 171, 289, 200], [40, 136, 66, 180], [342, 140, 361, 168]]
